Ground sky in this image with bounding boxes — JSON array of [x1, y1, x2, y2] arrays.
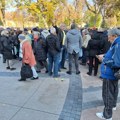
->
[[7, 0, 93, 12]]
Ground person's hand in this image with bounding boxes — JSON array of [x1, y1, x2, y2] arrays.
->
[[96, 54, 104, 62]]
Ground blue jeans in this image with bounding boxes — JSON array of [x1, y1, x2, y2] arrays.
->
[[48, 53, 60, 76], [81, 47, 88, 64], [59, 46, 67, 69]]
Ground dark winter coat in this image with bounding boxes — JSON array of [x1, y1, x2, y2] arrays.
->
[[1, 35, 13, 60], [87, 33, 101, 57], [0, 33, 3, 54], [98, 31, 111, 54], [34, 37, 47, 61], [46, 33, 61, 56]]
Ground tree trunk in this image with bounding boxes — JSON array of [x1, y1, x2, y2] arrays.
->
[[0, 8, 5, 26]]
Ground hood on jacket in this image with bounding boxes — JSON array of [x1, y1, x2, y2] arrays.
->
[[47, 33, 57, 40], [41, 29, 50, 39], [68, 29, 80, 35]]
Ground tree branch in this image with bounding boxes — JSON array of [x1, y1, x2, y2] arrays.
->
[[85, 0, 96, 14]]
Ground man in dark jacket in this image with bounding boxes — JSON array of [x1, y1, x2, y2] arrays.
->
[[96, 28, 120, 120], [0, 28, 6, 63], [34, 32, 48, 73], [46, 27, 61, 78], [59, 24, 68, 70]]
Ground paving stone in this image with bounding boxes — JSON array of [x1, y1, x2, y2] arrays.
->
[[11, 108, 59, 120], [24, 78, 69, 114], [0, 103, 20, 120], [0, 77, 43, 106]]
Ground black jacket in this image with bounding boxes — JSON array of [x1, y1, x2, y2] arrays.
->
[[1, 35, 13, 60], [46, 34, 61, 56], [87, 32, 101, 57], [0, 33, 3, 53], [98, 31, 111, 54], [34, 37, 47, 61]]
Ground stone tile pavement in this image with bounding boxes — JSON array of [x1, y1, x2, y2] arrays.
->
[[0, 55, 120, 120], [80, 64, 120, 120], [0, 57, 82, 120]]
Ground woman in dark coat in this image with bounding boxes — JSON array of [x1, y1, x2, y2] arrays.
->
[[87, 31, 101, 76], [34, 32, 48, 73], [1, 30, 16, 70]]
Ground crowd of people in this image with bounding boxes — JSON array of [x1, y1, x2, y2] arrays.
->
[[0, 23, 120, 120]]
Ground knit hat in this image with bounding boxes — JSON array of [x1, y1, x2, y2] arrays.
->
[[18, 34, 26, 40]]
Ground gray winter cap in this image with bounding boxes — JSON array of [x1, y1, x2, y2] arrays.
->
[[108, 28, 120, 36], [18, 34, 26, 40]]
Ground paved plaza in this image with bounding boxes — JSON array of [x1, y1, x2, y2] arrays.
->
[[0, 56, 120, 120]]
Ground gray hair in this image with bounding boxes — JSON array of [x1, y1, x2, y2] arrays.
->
[[108, 28, 120, 36], [1, 30, 9, 36], [50, 27, 56, 34], [82, 29, 89, 34]]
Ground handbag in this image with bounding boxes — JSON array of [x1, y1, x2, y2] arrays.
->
[[20, 64, 33, 78], [114, 69, 120, 80]]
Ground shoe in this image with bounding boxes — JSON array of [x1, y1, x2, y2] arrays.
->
[[3, 61, 6, 63], [36, 71, 41, 73], [53, 75, 60, 78], [61, 67, 67, 69], [113, 107, 116, 111], [87, 72, 92, 76], [94, 74, 97, 76], [66, 71, 72, 75], [80, 63, 86, 66], [18, 78, 26, 81], [31, 77, 39, 80], [58, 69, 61, 72], [49, 72, 53, 76], [10, 68, 16, 71], [76, 71, 80, 75], [6, 66, 10, 69], [96, 112, 112, 120]]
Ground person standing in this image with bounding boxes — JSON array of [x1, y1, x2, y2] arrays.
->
[[96, 28, 120, 120], [87, 31, 101, 76], [46, 27, 61, 78], [34, 32, 48, 73], [59, 23, 68, 70], [1, 29, 16, 70], [18, 34, 38, 81], [65, 23, 83, 75], [81, 29, 91, 65]]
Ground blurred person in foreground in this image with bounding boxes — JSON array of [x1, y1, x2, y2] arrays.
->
[[96, 28, 120, 120]]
